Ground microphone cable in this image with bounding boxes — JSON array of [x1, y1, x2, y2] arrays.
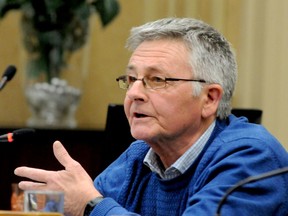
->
[[215, 166, 288, 216]]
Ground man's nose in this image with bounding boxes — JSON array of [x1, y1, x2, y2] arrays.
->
[[126, 80, 147, 101]]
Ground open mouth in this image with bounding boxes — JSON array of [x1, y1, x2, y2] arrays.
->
[[134, 113, 148, 118]]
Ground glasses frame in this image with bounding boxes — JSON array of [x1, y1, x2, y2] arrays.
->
[[116, 75, 207, 90]]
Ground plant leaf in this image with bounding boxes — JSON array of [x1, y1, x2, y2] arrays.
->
[[92, 0, 120, 27], [0, 0, 25, 18]]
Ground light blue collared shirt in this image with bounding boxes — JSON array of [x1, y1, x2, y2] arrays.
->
[[144, 121, 215, 180]]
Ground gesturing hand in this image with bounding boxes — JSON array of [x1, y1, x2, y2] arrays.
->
[[14, 140, 102, 216]]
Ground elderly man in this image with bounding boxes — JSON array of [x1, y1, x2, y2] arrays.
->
[[15, 17, 288, 216]]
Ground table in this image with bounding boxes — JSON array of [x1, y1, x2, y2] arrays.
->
[[0, 211, 62, 216]]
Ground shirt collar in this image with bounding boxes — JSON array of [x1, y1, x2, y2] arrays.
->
[[144, 121, 216, 179]]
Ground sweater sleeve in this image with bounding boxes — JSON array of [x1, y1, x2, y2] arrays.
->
[[89, 198, 140, 216], [92, 153, 134, 215], [91, 141, 149, 216]]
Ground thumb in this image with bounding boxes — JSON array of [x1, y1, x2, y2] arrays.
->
[[53, 140, 76, 169]]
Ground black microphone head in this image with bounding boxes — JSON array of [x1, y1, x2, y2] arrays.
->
[[12, 128, 35, 141], [3, 65, 17, 81]]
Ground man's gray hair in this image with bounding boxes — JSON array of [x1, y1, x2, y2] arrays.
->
[[126, 17, 237, 119]]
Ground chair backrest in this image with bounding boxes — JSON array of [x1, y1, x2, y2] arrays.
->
[[231, 108, 262, 124], [105, 104, 133, 142], [102, 104, 135, 169]]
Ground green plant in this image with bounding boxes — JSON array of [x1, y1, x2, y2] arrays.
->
[[0, 0, 120, 82]]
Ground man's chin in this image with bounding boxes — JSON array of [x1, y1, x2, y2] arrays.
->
[[131, 128, 152, 140]]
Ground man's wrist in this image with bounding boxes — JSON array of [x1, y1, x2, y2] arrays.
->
[[83, 196, 104, 216]]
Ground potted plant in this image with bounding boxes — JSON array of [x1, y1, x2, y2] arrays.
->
[[0, 0, 120, 128]]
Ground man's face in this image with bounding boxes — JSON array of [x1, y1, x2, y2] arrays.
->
[[124, 39, 206, 144]]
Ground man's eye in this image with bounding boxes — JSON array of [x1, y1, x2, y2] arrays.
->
[[150, 76, 165, 83]]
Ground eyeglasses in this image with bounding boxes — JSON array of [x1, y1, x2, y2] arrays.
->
[[116, 75, 206, 90]]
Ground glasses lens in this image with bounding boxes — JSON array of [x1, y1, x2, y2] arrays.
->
[[117, 75, 167, 89], [146, 76, 166, 89], [117, 76, 129, 89]]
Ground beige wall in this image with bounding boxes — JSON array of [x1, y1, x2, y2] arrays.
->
[[0, 0, 287, 148]]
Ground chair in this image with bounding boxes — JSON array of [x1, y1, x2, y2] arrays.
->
[[231, 108, 262, 124], [101, 104, 135, 170]]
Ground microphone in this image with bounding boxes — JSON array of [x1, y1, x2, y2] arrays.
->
[[215, 166, 288, 216], [0, 128, 36, 143], [0, 65, 17, 91]]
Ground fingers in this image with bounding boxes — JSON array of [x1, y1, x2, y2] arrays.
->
[[14, 141, 80, 186], [53, 141, 78, 169], [13, 141, 70, 186], [18, 181, 46, 190], [14, 166, 54, 183]]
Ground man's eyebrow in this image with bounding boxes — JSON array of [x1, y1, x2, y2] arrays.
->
[[126, 65, 137, 73], [125, 65, 165, 75], [126, 65, 134, 70]]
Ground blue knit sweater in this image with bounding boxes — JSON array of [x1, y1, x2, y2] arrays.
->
[[92, 115, 288, 215]]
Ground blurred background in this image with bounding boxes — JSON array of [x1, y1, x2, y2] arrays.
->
[[0, 0, 287, 147]]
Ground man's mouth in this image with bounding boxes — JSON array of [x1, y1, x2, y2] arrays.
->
[[134, 113, 148, 118]]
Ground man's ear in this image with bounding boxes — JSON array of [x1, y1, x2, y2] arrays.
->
[[201, 84, 223, 118]]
